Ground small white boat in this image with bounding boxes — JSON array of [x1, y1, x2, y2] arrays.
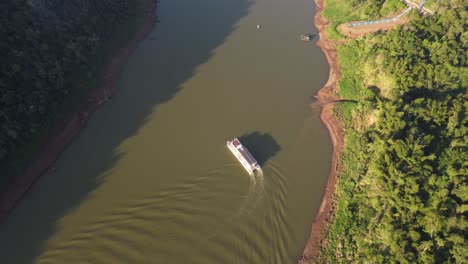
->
[[227, 138, 262, 176], [256, 24, 261, 29]]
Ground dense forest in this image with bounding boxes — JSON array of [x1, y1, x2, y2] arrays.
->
[[0, 0, 141, 185], [321, 0, 467, 263]]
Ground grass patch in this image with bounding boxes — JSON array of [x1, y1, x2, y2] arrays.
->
[[334, 101, 358, 127], [322, 0, 359, 40], [336, 44, 364, 100], [0, 0, 148, 192], [337, 44, 362, 77], [326, 23, 345, 40], [338, 77, 361, 100], [336, 39, 379, 100], [319, 130, 369, 262]]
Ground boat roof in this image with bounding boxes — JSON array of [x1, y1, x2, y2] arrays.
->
[[232, 138, 258, 165], [240, 146, 258, 165]]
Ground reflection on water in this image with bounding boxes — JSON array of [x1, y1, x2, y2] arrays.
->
[[0, 0, 332, 263]]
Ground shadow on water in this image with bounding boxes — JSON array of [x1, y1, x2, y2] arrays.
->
[[0, 0, 253, 263], [238, 132, 281, 166], [310, 33, 318, 40]]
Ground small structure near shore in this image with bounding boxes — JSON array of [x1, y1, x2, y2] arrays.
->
[[300, 34, 312, 41]]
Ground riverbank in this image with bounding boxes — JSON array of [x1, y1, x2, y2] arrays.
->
[[0, 0, 158, 222], [300, 0, 468, 262], [298, 0, 344, 262]]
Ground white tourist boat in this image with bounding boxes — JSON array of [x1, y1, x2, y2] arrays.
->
[[227, 138, 262, 176]]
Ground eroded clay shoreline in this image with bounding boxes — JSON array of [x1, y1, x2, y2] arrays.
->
[[299, 0, 345, 262]]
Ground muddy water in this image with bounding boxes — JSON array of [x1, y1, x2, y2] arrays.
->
[[0, 0, 331, 263]]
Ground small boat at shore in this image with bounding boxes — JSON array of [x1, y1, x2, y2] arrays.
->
[[300, 34, 312, 41], [227, 138, 262, 176]]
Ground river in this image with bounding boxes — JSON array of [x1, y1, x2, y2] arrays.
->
[[0, 0, 331, 263]]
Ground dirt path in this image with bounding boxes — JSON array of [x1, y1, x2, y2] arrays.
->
[[0, 0, 158, 222], [297, 0, 345, 262]]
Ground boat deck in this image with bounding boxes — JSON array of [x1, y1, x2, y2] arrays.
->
[[231, 139, 258, 166]]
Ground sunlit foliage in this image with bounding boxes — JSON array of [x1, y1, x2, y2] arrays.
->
[[321, 1, 467, 263]]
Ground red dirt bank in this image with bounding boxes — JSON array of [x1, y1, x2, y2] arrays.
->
[[298, 0, 345, 262], [0, 0, 157, 222]]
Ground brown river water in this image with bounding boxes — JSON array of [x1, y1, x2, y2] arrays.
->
[[0, 0, 331, 262]]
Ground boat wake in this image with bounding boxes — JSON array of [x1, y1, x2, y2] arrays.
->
[[236, 169, 265, 216], [203, 163, 265, 216]]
